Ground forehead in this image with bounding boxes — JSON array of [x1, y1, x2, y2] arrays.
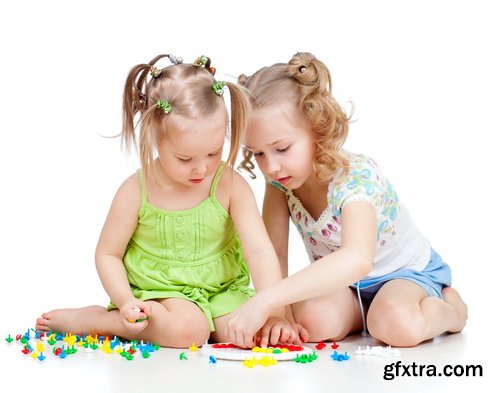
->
[[165, 111, 227, 154], [246, 103, 309, 146]]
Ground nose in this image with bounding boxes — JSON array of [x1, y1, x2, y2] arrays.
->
[[262, 156, 281, 176], [193, 159, 208, 176]]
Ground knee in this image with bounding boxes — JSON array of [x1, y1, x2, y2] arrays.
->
[[367, 299, 423, 347], [294, 303, 350, 342], [156, 316, 210, 348]]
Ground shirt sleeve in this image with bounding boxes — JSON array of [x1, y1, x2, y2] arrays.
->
[[328, 155, 400, 223]]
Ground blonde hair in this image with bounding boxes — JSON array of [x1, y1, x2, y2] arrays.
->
[[239, 52, 350, 182], [122, 54, 249, 182]]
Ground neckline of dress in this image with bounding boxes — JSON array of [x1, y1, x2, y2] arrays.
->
[[286, 177, 336, 226]]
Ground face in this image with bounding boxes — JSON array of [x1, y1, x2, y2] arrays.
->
[[156, 110, 227, 188], [245, 103, 316, 189]]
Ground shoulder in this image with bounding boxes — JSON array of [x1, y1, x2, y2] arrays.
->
[[333, 151, 387, 186], [344, 151, 381, 173], [111, 171, 141, 210], [215, 165, 255, 211], [329, 151, 396, 211], [221, 166, 253, 196], [117, 171, 141, 194]]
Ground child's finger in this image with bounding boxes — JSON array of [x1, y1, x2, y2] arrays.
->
[[127, 307, 149, 323], [268, 325, 282, 346], [279, 329, 291, 344], [286, 326, 299, 343], [242, 332, 255, 349], [298, 326, 310, 343], [259, 325, 271, 348], [140, 302, 152, 316], [254, 332, 262, 347], [125, 319, 148, 334]]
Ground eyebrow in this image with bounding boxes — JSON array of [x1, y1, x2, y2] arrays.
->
[[245, 138, 290, 150], [175, 145, 223, 158]]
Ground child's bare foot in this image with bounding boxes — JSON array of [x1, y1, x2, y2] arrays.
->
[[35, 305, 109, 335], [442, 287, 468, 333]]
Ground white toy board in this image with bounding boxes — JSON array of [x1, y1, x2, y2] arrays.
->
[[200, 343, 313, 361]]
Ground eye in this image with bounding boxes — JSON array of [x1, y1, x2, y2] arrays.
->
[[208, 149, 221, 157], [277, 146, 290, 153], [177, 157, 192, 162], [252, 152, 264, 158]]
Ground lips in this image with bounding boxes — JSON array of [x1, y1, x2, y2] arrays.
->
[[277, 176, 291, 185], [189, 179, 203, 184]]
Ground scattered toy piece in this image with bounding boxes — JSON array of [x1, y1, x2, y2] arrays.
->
[[242, 356, 277, 368], [355, 345, 401, 357], [6, 329, 160, 362], [201, 343, 312, 361], [330, 351, 350, 362], [294, 352, 318, 363], [315, 341, 326, 350]]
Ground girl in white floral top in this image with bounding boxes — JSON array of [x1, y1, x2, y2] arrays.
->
[[224, 52, 467, 348]]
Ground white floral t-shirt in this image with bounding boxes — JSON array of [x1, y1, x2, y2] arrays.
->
[[268, 152, 430, 279]]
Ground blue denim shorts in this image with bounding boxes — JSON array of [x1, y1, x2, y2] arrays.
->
[[351, 248, 452, 301]]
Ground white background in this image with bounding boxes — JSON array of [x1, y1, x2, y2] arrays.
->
[[0, 0, 498, 375]]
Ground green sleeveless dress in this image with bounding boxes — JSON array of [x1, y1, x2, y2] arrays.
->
[[109, 163, 255, 331]]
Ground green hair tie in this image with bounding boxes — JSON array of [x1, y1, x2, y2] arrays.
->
[[150, 66, 161, 78], [156, 99, 172, 114], [194, 55, 209, 67], [212, 81, 226, 96]]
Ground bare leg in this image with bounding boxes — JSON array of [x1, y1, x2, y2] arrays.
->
[[36, 305, 118, 335], [35, 298, 211, 348], [367, 279, 468, 347], [210, 313, 232, 343], [291, 287, 364, 342]]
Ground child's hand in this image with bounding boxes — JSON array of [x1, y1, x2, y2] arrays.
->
[[256, 316, 300, 348], [292, 322, 310, 344], [225, 295, 271, 348], [119, 298, 151, 334]]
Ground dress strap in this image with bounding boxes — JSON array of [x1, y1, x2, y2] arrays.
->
[[209, 162, 226, 197]]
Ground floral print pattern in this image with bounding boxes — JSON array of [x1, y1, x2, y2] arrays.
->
[[268, 153, 401, 263]]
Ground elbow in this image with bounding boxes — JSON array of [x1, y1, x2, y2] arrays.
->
[[95, 247, 103, 270], [344, 248, 374, 280], [358, 257, 372, 278]]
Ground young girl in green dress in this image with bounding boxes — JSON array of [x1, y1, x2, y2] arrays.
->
[[36, 54, 296, 348]]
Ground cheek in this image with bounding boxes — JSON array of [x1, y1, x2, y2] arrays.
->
[[298, 142, 316, 163], [290, 149, 314, 174], [206, 153, 223, 173], [210, 156, 222, 170]]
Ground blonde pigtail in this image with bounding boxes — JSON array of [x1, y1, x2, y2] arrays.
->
[[122, 63, 152, 152], [225, 82, 250, 169]]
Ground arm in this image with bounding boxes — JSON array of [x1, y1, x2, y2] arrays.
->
[[228, 173, 297, 345], [229, 173, 285, 293], [262, 183, 290, 278], [262, 184, 308, 342], [95, 174, 150, 328], [226, 200, 377, 347]]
